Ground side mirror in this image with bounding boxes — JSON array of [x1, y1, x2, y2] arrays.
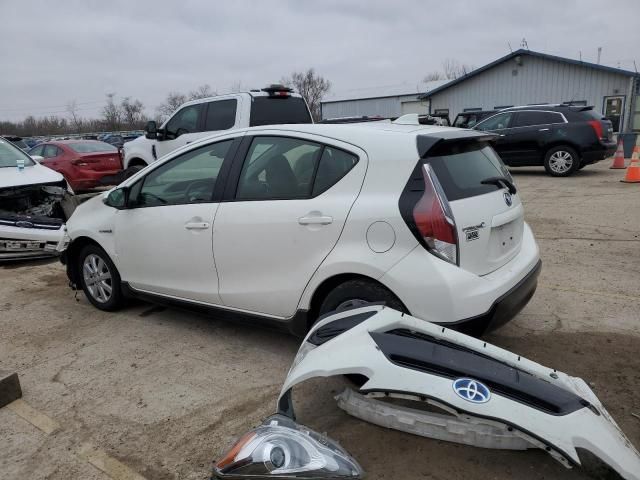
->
[[31, 155, 44, 163], [145, 121, 158, 139], [103, 187, 129, 209]]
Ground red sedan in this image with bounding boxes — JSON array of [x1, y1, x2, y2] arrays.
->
[[28, 140, 123, 191]]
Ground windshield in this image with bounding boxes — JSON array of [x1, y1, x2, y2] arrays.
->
[[68, 142, 118, 153], [249, 96, 313, 126], [0, 138, 36, 168]]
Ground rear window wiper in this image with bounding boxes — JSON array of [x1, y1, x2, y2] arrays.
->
[[480, 176, 517, 194]]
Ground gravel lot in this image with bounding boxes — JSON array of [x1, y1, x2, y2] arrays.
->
[[2, 160, 639, 480]]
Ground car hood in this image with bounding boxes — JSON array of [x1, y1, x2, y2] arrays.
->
[[279, 305, 640, 479], [0, 163, 64, 189]]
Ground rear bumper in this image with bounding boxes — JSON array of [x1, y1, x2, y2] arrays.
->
[[581, 141, 617, 164], [441, 259, 541, 336]]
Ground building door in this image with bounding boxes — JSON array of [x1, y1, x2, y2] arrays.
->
[[401, 101, 426, 115], [603, 96, 625, 132]]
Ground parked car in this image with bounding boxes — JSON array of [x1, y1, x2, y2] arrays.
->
[[473, 105, 616, 176], [102, 134, 125, 149], [452, 110, 497, 129], [29, 140, 122, 191], [0, 138, 70, 260], [1, 135, 30, 151], [62, 123, 540, 337], [122, 84, 313, 174]]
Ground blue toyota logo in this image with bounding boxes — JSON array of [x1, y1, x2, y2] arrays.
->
[[453, 378, 491, 403], [504, 192, 512, 206]]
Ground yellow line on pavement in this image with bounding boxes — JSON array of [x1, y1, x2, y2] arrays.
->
[[78, 443, 148, 480], [540, 283, 640, 301], [6, 399, 60, 434]]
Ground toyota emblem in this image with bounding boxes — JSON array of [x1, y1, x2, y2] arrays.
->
[[453, 378, 491, 404]]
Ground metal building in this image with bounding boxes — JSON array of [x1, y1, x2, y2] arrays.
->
[[419, 49, 640, 133], [320, 81, 447, 120]]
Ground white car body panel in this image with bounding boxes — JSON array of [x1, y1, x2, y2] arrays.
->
[[0, 161, 63, 188], [279, 306, 640, 479]]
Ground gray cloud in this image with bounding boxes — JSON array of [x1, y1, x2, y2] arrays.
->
[[0, 0, 638, 121]]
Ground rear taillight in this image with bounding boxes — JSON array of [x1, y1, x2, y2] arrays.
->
[[588, 120, 604, 140], [412, 164, 458, 264]]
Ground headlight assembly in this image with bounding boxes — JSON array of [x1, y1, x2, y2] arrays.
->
[[213, 414, 363, 479]]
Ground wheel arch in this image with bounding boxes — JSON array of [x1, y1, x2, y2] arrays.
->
[[126, 157, 147, 168], [305, 273, 404, 330], [544, 141, 582, 159], [64, 236, 105, 289]]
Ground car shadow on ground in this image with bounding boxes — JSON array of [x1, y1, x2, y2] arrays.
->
[[0, 257, 59, 269], [509, 167, 602, 178]]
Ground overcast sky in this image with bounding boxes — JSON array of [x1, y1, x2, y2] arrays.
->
[[1, 0, 638, 121]]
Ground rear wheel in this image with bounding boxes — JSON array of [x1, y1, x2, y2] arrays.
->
[[317, 279, 407, 319], [124, 164, 144, 179], [78, 244, 124, 311], [544, 146, 580, 177]]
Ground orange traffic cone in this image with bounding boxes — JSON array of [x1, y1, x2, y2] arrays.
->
[[609, 138, 626, 169], [621, 138, 640, 183]]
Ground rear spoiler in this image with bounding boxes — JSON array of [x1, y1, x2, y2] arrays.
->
[[417, 131, 500, 158]]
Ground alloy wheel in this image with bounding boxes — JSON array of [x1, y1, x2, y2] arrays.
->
[[549, 150, 574, 174], [82, 253, 113, 303]]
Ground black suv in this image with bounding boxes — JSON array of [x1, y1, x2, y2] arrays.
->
[[473, 105, 616, 176]]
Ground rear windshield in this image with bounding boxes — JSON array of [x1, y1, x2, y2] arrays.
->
[[249, 96, 313, 127], [68, 142, 118, 153], [426, 142, 511, 201], [0, 139, 36, 168]]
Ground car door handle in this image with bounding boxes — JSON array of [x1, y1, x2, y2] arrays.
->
[[539, 128, 550, 131], [298, 215, 333, 225], [184, 221, 210, 230]]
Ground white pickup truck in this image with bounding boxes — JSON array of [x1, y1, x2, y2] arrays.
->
[[123, 85, 313, 173]]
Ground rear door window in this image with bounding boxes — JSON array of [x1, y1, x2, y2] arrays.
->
[[43, 145, 60, 158], [474, 112, 514, 131], [512, 111, 564, 127], [249, 97, 312, 126], [205, 99, 237, 131], [426, 142, 511, 201]]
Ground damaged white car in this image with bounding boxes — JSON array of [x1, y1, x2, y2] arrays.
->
[[0, 138, 71, 260], [214, 305, 640, 479]]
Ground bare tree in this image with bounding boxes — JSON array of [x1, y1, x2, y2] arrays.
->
[[423, 71, 445, 82], [102, 93, 122, 131], [120, 97, 145, 129], [442, 58, 475, 80], [66, 100, 84, 133], [157, 91, 187, 118], [188, 84, 216, 100], [281, 68, 331, 121]]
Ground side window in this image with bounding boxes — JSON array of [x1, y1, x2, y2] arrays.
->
[[475, 112, 513, 131], [43, 145, 59, 158], [312, 147, 359, 196], [131, 140, 233, 207], [236, 137, 322, 200], [164, 104, 203, 138], [29, 145, 44, 156], [204, 99, 237, 131], [512, 111, 564, 128]]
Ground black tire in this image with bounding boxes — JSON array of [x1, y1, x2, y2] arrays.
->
[[124, 164, 144, 179], [317, 279, 407, 319], [543, 146, 580, 177], [77, 244, 124, 311]]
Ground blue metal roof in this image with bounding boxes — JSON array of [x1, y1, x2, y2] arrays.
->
[[418, 49, 639, 99]]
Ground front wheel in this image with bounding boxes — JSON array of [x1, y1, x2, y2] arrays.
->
[[78, 244, 124, 311], [544, 146, 580, 177]]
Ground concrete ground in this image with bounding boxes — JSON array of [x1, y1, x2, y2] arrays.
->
[[1, 160, 639, 480]]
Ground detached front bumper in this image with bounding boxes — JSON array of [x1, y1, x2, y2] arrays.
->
[[279, 306, 640, 479], [0, 225, 68, 261]]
